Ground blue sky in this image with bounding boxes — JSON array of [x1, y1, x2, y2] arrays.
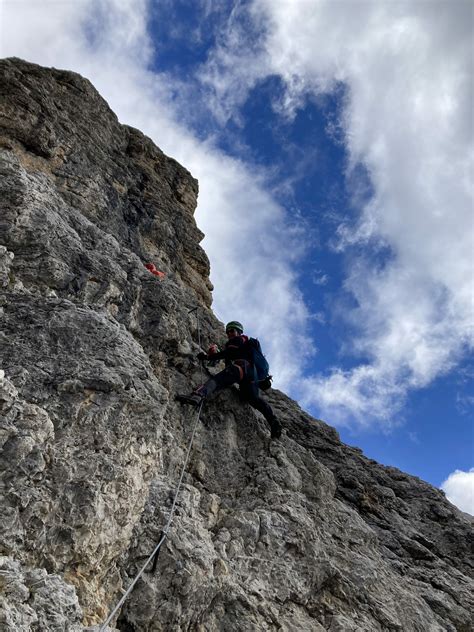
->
[[1, 0, 473, 514]]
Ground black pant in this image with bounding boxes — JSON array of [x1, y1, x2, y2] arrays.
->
[[197, 362, 275, 423]]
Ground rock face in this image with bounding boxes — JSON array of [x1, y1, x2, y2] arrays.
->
[[0, 58, 472, 632]]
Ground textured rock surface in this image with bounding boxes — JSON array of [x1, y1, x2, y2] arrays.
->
[[0, 58, 472, 632]]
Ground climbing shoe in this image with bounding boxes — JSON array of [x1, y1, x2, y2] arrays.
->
[[269, 417, 282, 439], [176, 392, 204, 407]]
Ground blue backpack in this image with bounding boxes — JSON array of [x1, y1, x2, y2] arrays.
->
[[247, 338, 272, 390]]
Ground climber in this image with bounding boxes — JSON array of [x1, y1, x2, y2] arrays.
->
[[176, 321, 282, 439]]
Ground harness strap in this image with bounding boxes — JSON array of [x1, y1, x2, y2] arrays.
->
[[234, 359, 250, 381]]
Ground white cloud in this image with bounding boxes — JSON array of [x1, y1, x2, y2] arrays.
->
[[441, 468, 474, 515], [199, 0, 473, 425], [0, 0, 310, 391]]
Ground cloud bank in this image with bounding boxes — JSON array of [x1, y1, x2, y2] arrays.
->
[[199, 0, 473, 426], [441, 468, 474, 515]]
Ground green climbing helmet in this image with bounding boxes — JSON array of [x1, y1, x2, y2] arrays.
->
[[226, 320, 243, 333]]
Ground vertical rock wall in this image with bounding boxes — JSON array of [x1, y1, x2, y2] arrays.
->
[[0, 59, 472, 632]]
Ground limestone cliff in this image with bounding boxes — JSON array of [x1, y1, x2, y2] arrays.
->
[[0, 58, 472, 632]]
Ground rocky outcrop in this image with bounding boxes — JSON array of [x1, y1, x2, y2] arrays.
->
[[0, 58, 472, 632]]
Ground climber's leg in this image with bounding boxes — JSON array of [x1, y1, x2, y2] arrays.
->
[[240, 381, 282, 439], [176, 365, 241, 406]]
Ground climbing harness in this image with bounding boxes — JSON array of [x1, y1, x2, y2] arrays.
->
[[98, 307, 204, 631]]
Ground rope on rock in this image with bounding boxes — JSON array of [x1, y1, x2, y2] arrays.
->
[[99, 307, 205, 631]]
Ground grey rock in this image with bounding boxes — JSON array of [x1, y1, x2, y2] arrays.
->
[[0, 556, 83, 631], [0, 58, 472, 632]]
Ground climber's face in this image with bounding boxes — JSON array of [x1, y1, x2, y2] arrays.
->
[[226, 328, 238, 338]]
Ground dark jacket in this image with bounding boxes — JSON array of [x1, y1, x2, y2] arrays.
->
[[210, 334, 253, 365]]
